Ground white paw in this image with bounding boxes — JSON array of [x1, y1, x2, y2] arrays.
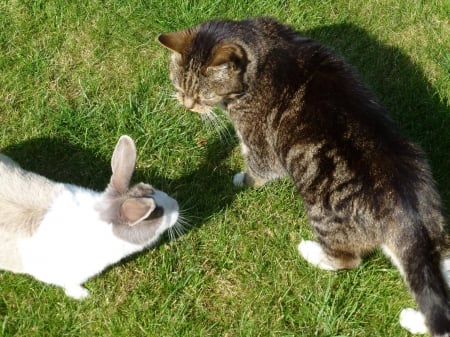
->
[[233, 172, 246, 187], [298, 240, 337, 271], [399, 308, 428, 334], [64, 285, 90, 300], [441, 257, 450, 285]]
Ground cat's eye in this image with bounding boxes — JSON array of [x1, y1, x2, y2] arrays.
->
[[212, 63, 230, 71], [200, 97, 218, 105]]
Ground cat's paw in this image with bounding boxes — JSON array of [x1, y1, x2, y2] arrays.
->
[[297, 240, 337, 271], [399, 308, 428, 334], [441, 256, 450, 285], [233, 172, 268, 188], [64, 285, 90, 300], [233, 172, 246, 187]]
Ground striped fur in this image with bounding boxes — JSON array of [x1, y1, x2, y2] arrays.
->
[[159, 18, 450, 335]]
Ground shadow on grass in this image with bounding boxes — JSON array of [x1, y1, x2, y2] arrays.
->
[[3, 138, 111, 189], [3, 22, 449, 227], [303, 23, 450, 210], [0, 21, 447, 337], [2, 128, 239, 242]]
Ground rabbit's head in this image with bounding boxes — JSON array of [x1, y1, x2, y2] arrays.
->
[[98, 136, 179, 245]]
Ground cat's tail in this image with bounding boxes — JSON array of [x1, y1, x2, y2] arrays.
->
[[384, 223, 450, 336]]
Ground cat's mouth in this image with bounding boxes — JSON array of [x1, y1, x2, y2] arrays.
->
[[178, 95, 213, 114], [189, 104, 213, 114]]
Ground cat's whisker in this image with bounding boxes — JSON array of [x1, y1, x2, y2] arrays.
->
[[213, 113, 233, 142], [200, 111, 233, 143], [169, 93, 179, 102], [200, 112, 217, 134]]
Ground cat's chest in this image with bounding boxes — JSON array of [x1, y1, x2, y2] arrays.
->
[[231, 113, 273, 154], [235, 129, 251, 156]]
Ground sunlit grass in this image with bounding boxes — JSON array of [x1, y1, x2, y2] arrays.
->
[[0, 1, 449, 336]]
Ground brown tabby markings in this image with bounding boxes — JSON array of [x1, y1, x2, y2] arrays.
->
[[159, 18, 450, 336]]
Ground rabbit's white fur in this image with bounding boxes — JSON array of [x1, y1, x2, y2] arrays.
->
[[0, 136, 179, 299]]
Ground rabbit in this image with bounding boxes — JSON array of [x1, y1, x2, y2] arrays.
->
[[0, 135, 179, 299]]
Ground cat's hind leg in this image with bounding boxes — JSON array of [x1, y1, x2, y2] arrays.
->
[[299, 208, 363, 270], [399, 308, 428, 334], [298, 240, 361, 271], [298, 240, 338, 270]]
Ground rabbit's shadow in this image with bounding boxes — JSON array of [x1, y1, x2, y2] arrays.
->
[[2, 128, 239, 242], [3, 138, 112, 189], [3, 22, 449, 227]]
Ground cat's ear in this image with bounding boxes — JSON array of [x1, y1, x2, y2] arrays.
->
[[206, 43, 246, 70], [158, 30, 194, 55]]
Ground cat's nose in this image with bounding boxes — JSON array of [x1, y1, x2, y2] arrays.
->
[[183, 96, 195, 109]]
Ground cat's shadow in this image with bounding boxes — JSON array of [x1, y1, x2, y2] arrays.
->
[[304, 23, 450, 209], [3, 22, 449, 232]]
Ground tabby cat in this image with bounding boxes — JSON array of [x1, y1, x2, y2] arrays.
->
[[158, 17, 450, 335]]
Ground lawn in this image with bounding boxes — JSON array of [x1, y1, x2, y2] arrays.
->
[[1, 1, 449, 336]]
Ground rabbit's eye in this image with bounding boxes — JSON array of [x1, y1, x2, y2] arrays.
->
[[144, 187, 155, 196], [145, 206, 164, 220]]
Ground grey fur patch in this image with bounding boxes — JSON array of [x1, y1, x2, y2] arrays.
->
[[0, 153, 61, 272]]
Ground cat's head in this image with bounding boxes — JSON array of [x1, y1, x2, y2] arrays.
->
[[158, 22, 249, 114]]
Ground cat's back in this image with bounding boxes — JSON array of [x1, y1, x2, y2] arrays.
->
[[231, 20, 435, 214]]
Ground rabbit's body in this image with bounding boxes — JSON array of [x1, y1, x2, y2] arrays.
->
[[0, 154, 62, 273], [18, 186, 140, 299], [0, 154, 61, 239], [0, 136, 179, 299]]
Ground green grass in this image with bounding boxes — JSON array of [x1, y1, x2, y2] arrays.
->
[[1, 0, 449, 336]]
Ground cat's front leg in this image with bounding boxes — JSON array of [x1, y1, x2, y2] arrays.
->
[[298, 240, 340, 271], [233, 169, 268, 188], [233, 172, 267, 188], [233, 139, 279, 188]]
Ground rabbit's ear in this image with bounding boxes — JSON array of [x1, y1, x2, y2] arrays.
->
[[120, 197, 156, 226], [110, 136, 136, 193]]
